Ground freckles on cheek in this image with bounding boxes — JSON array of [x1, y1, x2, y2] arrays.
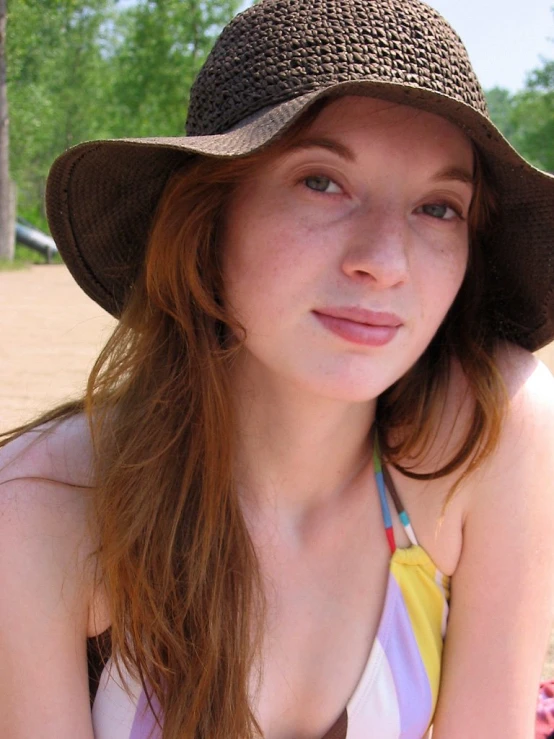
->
[[426, 236, 468, 290], [426, 271, 465, 327], [414, 247, 468, 329], [257, 223, 311, 279], [224, 236, 294, 317]]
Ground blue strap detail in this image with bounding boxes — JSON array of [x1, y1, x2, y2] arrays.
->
[[399, 510, 410, 527], [373, 443, 393, 531]]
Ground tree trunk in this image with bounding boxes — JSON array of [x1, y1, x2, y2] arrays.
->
[[0, 0, 13, 261]]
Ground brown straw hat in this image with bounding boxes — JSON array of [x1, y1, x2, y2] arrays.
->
[[46, 0, 554, 351]]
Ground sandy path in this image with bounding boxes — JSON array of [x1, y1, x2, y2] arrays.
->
[[0, 265, 115, 429], [1, 264, 554, 679]]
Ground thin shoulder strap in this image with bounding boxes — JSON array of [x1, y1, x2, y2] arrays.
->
[[373, 432, 419, 554]]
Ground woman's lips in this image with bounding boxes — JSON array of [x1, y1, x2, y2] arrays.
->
[[313, 307, 403, 347]]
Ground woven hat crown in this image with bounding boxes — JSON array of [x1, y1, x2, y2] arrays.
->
[[186, 0, 488, 136]]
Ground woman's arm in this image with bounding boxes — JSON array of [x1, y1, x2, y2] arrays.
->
[[0, 425, 98, 738], [432, 348, 554, 737]]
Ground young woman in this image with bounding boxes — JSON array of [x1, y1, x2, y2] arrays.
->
[[2, 1, 554, 737]]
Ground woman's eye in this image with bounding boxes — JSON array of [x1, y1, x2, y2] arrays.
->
[[418, 203, 460, 221], [304, 175, 342, 194]]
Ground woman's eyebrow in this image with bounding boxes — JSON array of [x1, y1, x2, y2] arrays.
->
[[432, 166, 475, 187], [285, 137, 356, 162]]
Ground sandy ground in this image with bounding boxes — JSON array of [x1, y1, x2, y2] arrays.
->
[[1, 264, 554, 679], [0, 265, 115, 429]]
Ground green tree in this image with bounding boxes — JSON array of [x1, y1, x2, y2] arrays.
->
[[0, 0, 13, 259], [8, 0, 117, 227], [486, 8, 554, 172], [106, 0, 242, 138], [7, 0, 244, 229], [510, 59, 554, 172], [485, 86, 517, 141]]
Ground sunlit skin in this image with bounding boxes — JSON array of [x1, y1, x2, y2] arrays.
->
[[223, 96, 475, 409]]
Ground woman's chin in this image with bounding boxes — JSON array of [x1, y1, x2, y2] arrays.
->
[[232, 342, 417, 404], [282, 368, 403, 405]]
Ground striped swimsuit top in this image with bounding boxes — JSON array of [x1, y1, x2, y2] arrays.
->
[[92, 441, 451, 739]]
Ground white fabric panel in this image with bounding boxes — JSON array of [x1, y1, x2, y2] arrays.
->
[[92, 658, 141, 739], [346, 640, 401, 738]]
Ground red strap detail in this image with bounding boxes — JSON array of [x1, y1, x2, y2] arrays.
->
[[385, 527, 396, 555]]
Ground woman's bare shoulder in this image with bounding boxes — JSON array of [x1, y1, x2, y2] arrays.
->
[[388, 343, 554, 574], [451, 341, 554, 460], [431, 345, 554, 736], [0, 412, 96, 488], [0, 414, 110, 636], [420, 342, 552, 467], [493, 340, 553, 398], [0, 415, 104, 736], [470, 341, 554, 491], [435, 341, 554, 534]]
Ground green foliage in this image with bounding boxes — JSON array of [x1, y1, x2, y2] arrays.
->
[[487, 67, 554, 173], [485, 87, 518, 141], [486, 10, 554, 173], [106, 0, 241, 137], [0, 242, 62, 269], [7, 0, 243, 228], [510, 60, 554, 172], [8, 0, 118, 224]]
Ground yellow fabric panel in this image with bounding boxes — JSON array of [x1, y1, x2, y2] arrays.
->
[[390, 546, 450, 716]]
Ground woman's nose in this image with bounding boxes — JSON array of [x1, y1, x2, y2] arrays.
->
[[340, 208, 410, 288]]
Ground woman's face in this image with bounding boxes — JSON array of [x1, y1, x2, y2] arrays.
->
[[222, 96, 474, 402]]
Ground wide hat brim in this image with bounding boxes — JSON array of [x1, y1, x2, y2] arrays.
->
[[46, 80, 554, 351]]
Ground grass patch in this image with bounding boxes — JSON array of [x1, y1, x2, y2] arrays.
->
[[0, 257, 30, 271], [0, 244, 63, 271]]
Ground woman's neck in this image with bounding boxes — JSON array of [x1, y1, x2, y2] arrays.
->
[[231, 367, 376, 524]]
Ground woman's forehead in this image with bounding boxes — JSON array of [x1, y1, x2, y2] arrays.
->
[[297, 95, 474, 168]]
